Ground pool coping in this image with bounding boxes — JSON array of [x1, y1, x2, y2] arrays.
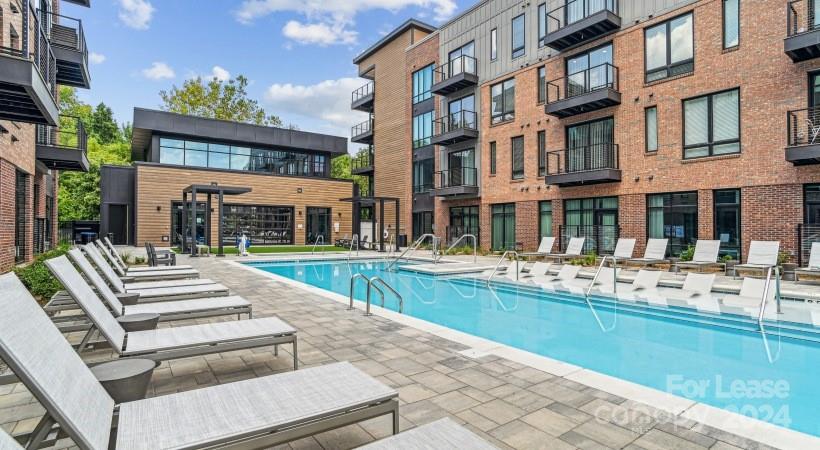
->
[[227, 258, 820, 450]]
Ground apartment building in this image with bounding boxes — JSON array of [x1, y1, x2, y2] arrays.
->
[[0, 0, 92, 272], [353, 0, 820, 263]]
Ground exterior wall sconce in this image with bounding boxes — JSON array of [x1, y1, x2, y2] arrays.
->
[[296, 188, 303, 193], [156, 206, 161, 212]]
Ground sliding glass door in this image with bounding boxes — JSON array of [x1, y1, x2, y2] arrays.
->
[[491, 203, 516, 251], [566, 117, 614, 172]]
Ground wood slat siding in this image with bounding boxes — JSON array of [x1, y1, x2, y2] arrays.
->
[[135, 164, 354, 246]]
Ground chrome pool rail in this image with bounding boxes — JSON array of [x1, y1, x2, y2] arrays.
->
[[586, 255, 618, 297], [387, 233, 437, 271], [369, 276, 403, 314], [348, 273, 369, 310], [488, 250, 520, 282], [347, 234, 360, 261], [436, 234, 477, 263], [311, 235, 325, 254], [758, 266, 782, 330]]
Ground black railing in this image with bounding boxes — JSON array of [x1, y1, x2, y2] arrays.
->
[[436, 167, 478, 189], [42, 11, 87, 65], [357, 182, 372, 197], [546, 143, 619, 175], [351, 118, 373, 138], [434, 55, 478, 83], [788, 0, 817, 36], [433, 111, 477, 136], [36, 115, 88, 151], [413, 183, 433, 193], [1, 4, 58, 100], [352, 81, 374, 103], [787, 106, 820, 146], [546, 63, 618, 104], [351, 151, 374, 171], [558, 224, 620, 255], [547, 0, 618, 33]]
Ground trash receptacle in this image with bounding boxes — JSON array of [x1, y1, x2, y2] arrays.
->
[[397, 234, 407, 248], [80, 232, 98, 244]]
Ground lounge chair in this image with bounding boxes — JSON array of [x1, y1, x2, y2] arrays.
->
[[795, 242, 820, 282], [611, 238, 636, 261], [44, 257, 298, 365], [0, 428, 23, 450], [561, 267, 621, 295], [522, 261, 552, 278], [642, 273, 716, 308], [64, 249, 252, 322], [546, 237, 586, 263], [530, 264, 582, 290], [519, 237, 555, 258], [0, 272, 398, 450], [734, 241, 780, 277], [597, 269, 663, 300], [359, 418, 497, 449], [99, 240, 194, 276], [675, 240, 722, 273], [92, 243, 199, 281], [627, 238, 669, 267], [720, 277, 778, 319]]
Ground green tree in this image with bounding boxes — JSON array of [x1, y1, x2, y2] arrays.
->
[[89, 103, 122, 144], [159, 75, 282, 127], [330, 151, 369, 194]]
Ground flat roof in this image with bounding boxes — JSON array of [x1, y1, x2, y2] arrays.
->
[[131, 108, 348, 161], [182, 184, 252, 195], [352, 19, 436, 64]]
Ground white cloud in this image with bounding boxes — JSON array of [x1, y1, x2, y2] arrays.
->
[[141, 62, 175, 80], [210, 66, 231, 81], [89, 52, 106, 64], [118, 0, 155, 30], [234, 0, 456, 46]]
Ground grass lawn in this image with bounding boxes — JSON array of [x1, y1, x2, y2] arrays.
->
[[173, 245, 348, 254]]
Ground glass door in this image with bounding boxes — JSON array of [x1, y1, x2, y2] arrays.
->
[[448, 149, 475, 187], [448, 42, 475, 77], [491, 203, 516, 250], [306, 207, 331, 244], [171, 202, 207, 248], [714, 189, 741, 260], [448, 95, 475, 129], [566, 44, 612, 98], [566, 117, 614, 172]]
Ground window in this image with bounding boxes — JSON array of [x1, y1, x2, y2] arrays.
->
[[538, 130, 547, 176], [489, 141, 497, 175], [491, 203, 516, 250], [537, 66, 546, 104], [511, 136, 524, 179], [645, 106, 658, 152], [805, 184, 820, 224], [723, 0, 739, 49], [447, 149, 477, 187], [221, 205, 294, 245], [449, 42, 475, 76], [564, 197, 619, 254], [512, 14, 525, 59], [412, 212, 434, 240], [306, 207, 332, 244], [412, 64, 434, 104], [683, 88, 740, 158], [448, 95, 476, 130], [645, 13, 694, 82], [490, 28, 497, 61], [539, 201, 553, 238], [538, 3, 547, 47], [15, 171, 27, 263], [449, 206, 480, 242], [412, 159, 434, 193], [491, 78, 515, 124], [714, 189, 741, 260], [413, 111, 434, 148], [647, 192, 698, 257], [811, 72, 820, 107], [567, 43, 613, 97], [566, 117, 614, 172]]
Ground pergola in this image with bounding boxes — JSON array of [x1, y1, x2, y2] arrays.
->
[[340, 187, 400, 252], [181, 184, 252, 257]]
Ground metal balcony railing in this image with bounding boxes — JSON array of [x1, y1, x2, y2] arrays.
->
[[546, 63, 618, 104], [787, 107, 820, 147], [433, 111, 477, 136], [351, 119, 373, 137], [1, 4, 58, 100], [546, 143, 619, 175], [351, 151, 374, 171], [434, 55, 477, 83], [436, 167, 478, 189], [558, 224, 620, 255], [36, 115, 88, 151], [42, 11, 87, 64], [352, 81, 374, 103], [788, 0, 818, 36], [546, 0, 618, 33]]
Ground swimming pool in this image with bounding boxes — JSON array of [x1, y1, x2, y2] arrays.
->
[[249, 258, 820, 438]]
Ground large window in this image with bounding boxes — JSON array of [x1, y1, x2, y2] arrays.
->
[[412, 212, 433, 240], [723, 0, 739, 49], [645, 13, 694, 83], [538, 3, 547, 47], [171, 201, 207, 247], [490, 28, 498, 61], [491, 78, 516, 124], [714, 189, 741, 260], [567, 44, 613, 98], [413, 111, 434, 148], [489, 141, 497, 175], [306, 207, 331, 244], [413, 159, 434, 193], [512, 14, 526, 59], [449, 206, 479, 242], [222, 205, 294, 245], [412, 64, 434, 104], [537, 66, 546, 104], [805, 184, 820, 224], [564, 197, 618, 254], [448, 149, 476, 187], [449, 41, 475, 76], [647, 192, 698, 257], [683, 88, 740, 159], [566, 117, 614, 172], [448, 95, 476, 129], [538, 130, 547, 176], [491, 203, 516, 250], [511, 136, 524, 180], [645, 106, 658, 152], [158, 138, 327, 177], [539, 201, 553, 238]]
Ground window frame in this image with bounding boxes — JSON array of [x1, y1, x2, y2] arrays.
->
[[681, 87, 741, 159], [713, 188, 742, 260], [490, 78, 516, 125], [644, 12, 695, 83], [538, 3, 547, 47], [539, 200, 553, 238], [537, 66, 546, 104], [511, 135, 525, 180], [537, 130, 547, 176], [722, 0, 739, 50], [412, 64, 434, 104], [412, 158, 434, 193], [490, 28, 498, 61], [412, 111, 434, 149], [511, 13, 526, 59], [489, 141, 497, 175], [645, 106, 658, 152]]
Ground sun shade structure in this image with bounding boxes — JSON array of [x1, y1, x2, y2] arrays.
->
[[340, 185, 400, 252], [181, 184, 252, 257]]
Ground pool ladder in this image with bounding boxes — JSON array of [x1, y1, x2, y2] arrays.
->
[[311, 235, 325, 254], [757, 266, 782, 331], [435, 234, 477, 263], [346, 234, 360, 261], [349, 274, 404, 315], [386, 233, 438, 271], [487, 250, 520, 283]]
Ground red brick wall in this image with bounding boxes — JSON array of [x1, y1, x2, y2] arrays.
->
[[0, 159, 17, 271], [618, 194, 646, 256], [741, 184, 802, 263]]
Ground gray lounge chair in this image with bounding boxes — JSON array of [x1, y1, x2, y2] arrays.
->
[[94, 241, 197, 279], [0, 428, 23, 450], [0, 272, 398, 450], [795, 242, 820, 282], [103, 237, 192, 273], [43, 258, 298, 366], [676, 240, 722, 273], [612, 238, 637, 260], [546, 237, 585, 263], [519, 236, 555, 258], [734, 241, 780, 277], [627, 238, 669, 267], [359, 418, 498, 449]]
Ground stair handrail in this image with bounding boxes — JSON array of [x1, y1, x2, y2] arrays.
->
[[386, 233, 437, 271], [311, 235, 325, 254], [370, 276, 404, 313], [347, 234, 360, 261], [437, 233, 477, 263], [586, 255, 618, 297], [348, 273, 368, 310], [487, 250, 520, 283], [758, 266, 782, 329]]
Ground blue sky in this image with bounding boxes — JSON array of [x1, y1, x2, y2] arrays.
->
[[67, 0, 471, 151]]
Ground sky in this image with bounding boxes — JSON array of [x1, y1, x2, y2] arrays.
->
[[66, 0, 473, 152]]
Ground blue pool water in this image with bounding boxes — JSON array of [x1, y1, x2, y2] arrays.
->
[[251, 259, 820, 437]]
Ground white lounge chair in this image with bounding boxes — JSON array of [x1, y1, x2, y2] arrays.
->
[[359, 418, 498, 449], [561, 267, 621, 295], [734, 241, 780, 276], [93, 242, 199, 280], [795, 242, 820, 282], [643, 273, 716, 308], [612, 238, 636, 260], [597, 269, 663, 300], [676, 240, 722, 273], [0, 272, 399, 450], [627, 238, 668, 267], [530, 264, 582, 290], [102, 237, 193, 273], [546, 237, 586, 263], [720, 277, 778, 319], [0, 428, 23, 450], [523, 261, 552, 278], [519, 237, 555, 258]]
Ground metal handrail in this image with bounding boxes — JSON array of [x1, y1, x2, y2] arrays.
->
[[348, 273, 369, 310], [352, 81, 374, 103], [757, 266, 782, 329], [437, 233, 477, 263], [387, 233, 437, 271], [586, 255, 618, 297], [347, 234, 359, 261], [488, 250, 520, 282], [311, 235, 325, 254], [370, 276, 404, 314], [365, 283, 385, 316]]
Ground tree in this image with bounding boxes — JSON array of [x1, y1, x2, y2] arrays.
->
[[159, 75, 282, 127], [330, 152, 369, 194], [89, 103, 121, 144]]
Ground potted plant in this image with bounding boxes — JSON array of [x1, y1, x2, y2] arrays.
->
[[779, 251, 797, 281], [722, 254, 738, 277]]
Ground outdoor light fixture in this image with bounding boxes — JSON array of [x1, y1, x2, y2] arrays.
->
[[297, 188, 303, 193], [156, 206, 161, 211]]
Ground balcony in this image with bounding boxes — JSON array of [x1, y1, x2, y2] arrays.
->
[[432, 167, 479, 197], [430, 111, 478, 146], [63, 0, 91, 6], [431, 56, 478, 96], [351, 150, 374, 175], [786, 1, 820, 62], [351, 81, 374, 112], [544, 0, 621, 52], [545, 63, 620, 118], [786, 107, 820, 164], [45, 12, 90, 88], [0, 5, 59, 125], [545, 143, 620, 186], [350, 118, 373, 144], [35, 116, 90, 172]]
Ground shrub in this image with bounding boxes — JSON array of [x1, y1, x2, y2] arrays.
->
[[569, 251, 597, 266], [13, 244, 70, 302], [678, 245, 695, 262]]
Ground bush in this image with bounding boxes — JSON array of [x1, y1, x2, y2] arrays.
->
[[13, 244, 70, 302], [568, 251, 597, 266], [678, 245, 695, 262]]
